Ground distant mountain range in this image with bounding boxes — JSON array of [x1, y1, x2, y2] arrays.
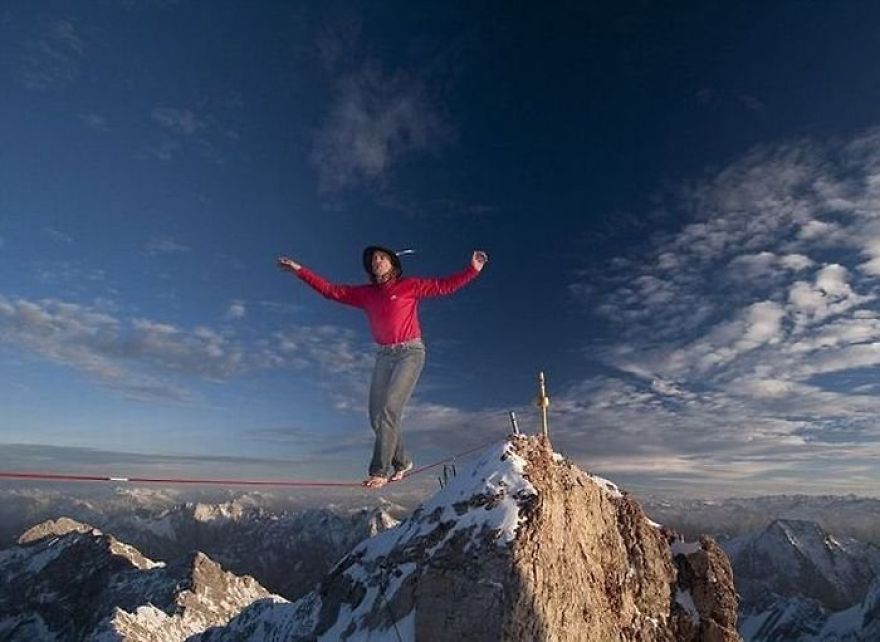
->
[[0, 488, 402, 602], [0, 517, 274, 641], [723, 518, 880, 641], [641, 495, 880, 545]]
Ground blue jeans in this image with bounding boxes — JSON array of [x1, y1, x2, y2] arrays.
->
[[368, 338, 426, 476]]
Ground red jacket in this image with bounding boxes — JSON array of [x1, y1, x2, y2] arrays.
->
[[296, 265, 480, 345]]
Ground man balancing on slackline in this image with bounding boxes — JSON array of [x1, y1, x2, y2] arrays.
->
[[277, 246, 488, 489]]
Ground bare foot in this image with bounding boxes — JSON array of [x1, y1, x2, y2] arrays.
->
[[389, 462, 414, 482], [362, 475, 388, 489]]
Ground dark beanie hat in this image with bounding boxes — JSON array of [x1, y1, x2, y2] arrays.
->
[[362, 245, 403, 277]]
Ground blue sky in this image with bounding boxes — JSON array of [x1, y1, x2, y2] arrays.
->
[[2, 1, 880, 497]]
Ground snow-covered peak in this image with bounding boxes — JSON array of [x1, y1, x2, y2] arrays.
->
[[190, 499, 254, 523], [337, 439, 535, 565], [18, 516, 95, 545], [385, 438, 536, 549], [319, 439, 537, 630]]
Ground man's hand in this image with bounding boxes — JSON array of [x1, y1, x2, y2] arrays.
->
[[471, 250, 489, 272], [277, 256, 301, 272]]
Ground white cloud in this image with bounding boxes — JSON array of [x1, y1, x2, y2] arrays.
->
[[226, 301, 246, 320], [78, 113, 109, 131], [44, 227, 73, 243], [33, 260, 106, 287], [787, 265, 873, 330], [650, 377, 693, 399], [144, 138, 181, 161], [310, 65, 449, 193], [780, 253, 813, 271], [0, 295, 173, 400], [736, 301, 786, 349], [146, 105, 233, 163], [145, 236, 190, 254], [16, 19, 84, 91], [0, 296, 242, 399], [728, 251, 814, 282], [0, 292, 383, 407], [151, 107, 206, 136], [856, 233, 880, 276], [728, 251, 777, 278], [787, 315, 880, 353], [798, 219, 840, 241]]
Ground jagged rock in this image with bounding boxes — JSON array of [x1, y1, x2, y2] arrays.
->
[[0, 487, 403, 606], [18, 516, 94, 544], [671, 537, 739, 642], [89, 501, 400, 602], [0, 519, 276, 641]]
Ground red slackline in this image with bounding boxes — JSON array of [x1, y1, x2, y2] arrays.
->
[[0, 440, 500, 488]]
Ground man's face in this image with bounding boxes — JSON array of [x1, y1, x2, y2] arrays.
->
[[371, 251, 394, 278]]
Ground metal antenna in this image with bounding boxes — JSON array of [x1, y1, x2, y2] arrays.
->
[[537, 371, 550, 440]]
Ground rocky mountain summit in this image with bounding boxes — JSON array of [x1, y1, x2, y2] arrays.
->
[[0, 517, 275, 641], [197, 435, 740, 641]]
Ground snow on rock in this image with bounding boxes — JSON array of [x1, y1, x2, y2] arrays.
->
[[358, 438, 537, 558], [589, 473, 624, 498]]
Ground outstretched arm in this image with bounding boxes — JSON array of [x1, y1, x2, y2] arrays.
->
[[277, 256, 365, 307], [410, 250, 488, 298]]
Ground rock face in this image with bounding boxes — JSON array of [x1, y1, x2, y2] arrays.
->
[[200, 436, 741, 641], [0, 517, 276, 641]]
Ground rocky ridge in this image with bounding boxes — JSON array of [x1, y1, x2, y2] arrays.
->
[[0, 517, 275, 641], [0, 487, 401, 603]]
